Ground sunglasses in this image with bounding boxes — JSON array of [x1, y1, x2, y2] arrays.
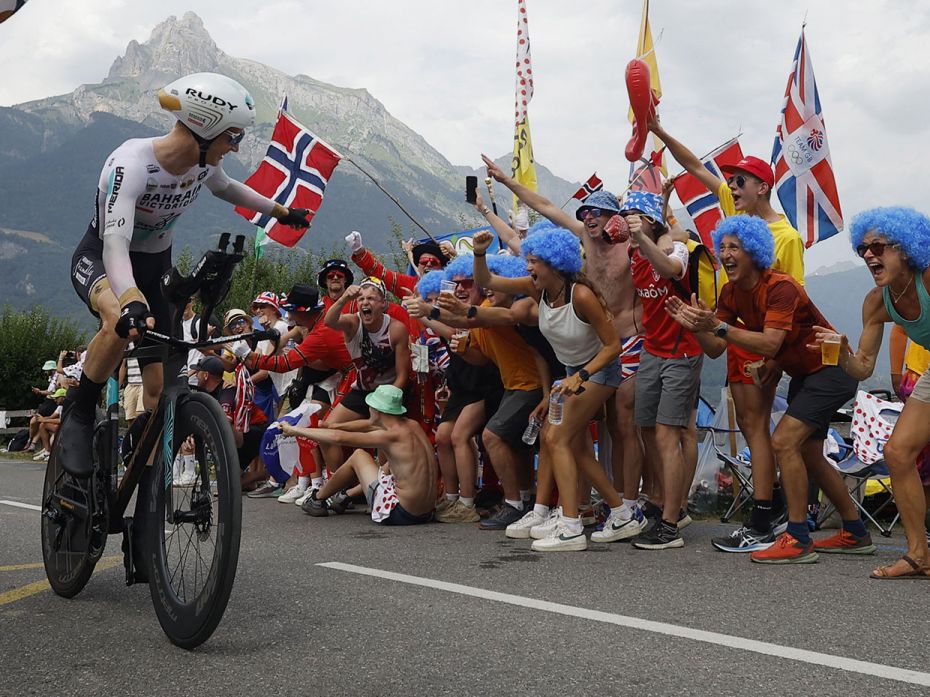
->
[[856, 241, 900, 258], [419, 257, 442, 269], [224, 129, 245, 146], [326, 271, 346, 281], [228, 318, 249, 329], [575, 207, 605, 221], [454, 279, 475, 290], [727, 174, 759, 189]]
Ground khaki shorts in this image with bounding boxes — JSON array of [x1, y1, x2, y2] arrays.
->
[[910, 367, 930, 404], [123, 383, 145, 421]]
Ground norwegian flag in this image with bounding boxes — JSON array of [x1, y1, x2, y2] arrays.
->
[[235, 110, 341, 247], [232, 363, 254, 434], [673, 138, 744, 248], [571, 173, 604, 202], [771, 30, 843, 247]]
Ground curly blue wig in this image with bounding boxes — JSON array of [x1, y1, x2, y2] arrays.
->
[[526, 218, 558, 237], [521, 227, 583, 275], [416, 269, 445, 300], [849, 207, 930, 271], [443, 252, 475, 281], [487, 253, 530, 279], [712, 216, 774, 270]]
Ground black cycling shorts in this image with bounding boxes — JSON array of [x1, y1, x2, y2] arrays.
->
[[71, 228, 172, 367]]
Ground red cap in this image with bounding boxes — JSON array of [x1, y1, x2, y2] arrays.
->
[[721, 156, 774, 188]]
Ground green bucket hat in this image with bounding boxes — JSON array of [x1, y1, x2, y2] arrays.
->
[[43, 360, 57, 371], [364, 385, 407, 415], [52, 388, 67, 398]]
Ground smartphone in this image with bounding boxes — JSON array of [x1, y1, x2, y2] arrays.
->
[[465, 176, 478, 204]]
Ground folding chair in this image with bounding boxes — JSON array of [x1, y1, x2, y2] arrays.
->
[[816, 391, 902, 537]]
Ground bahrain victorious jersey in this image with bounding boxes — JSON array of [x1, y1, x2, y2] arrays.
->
[[89, 137, 231, 253]]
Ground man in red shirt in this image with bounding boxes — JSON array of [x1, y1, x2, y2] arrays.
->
[[623, 191, 703, 551], [344, 230, 451, 298], [666, 215, 868, 564]]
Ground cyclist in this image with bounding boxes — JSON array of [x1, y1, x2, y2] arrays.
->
[[59, 72, 311, 477]]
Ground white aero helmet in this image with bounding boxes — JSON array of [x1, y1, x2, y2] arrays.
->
[[158, 72, 256, 141]]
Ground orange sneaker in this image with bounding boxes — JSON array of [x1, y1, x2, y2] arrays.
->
[[813, 529, 876, 555], [750, 532, 819, 564]]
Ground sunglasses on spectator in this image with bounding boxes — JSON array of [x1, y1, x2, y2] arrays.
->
[[454, 279, 475, 290], [726, 174, 757, 189], [575, 207, 604, 221], [856, 241, 900, 258], [228, 318, 249, 329], [419, 256, 442, 268], [224, 129, 245, 146], [326, 271, 346, 281]]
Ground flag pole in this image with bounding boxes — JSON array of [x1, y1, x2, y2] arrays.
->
[[667, 134, 743, 181], [343, 156, 437, 242]]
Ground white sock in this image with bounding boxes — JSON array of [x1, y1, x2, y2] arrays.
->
[[611, 504, 632, 520], [445, 493, 459, 502], [561, 515, 583, 535], [533, 503, 550, 518], [311, 476, 324, 490], [505, 498, 523, 511], [297, 476, 311, 491], [623, 498, 638, 510], [459, 496, 474, 508]]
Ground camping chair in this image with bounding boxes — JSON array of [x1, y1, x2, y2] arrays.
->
[[816, 391, 902, 537]]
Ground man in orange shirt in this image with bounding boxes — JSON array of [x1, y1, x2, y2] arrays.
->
[[666, 216, 867, 565]]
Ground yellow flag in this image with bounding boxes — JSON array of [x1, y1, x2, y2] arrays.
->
[[628, 0, 666, 175], [512, 116, 537, 210]]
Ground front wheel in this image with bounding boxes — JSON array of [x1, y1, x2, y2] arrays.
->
[[140, 392, 241, 649]]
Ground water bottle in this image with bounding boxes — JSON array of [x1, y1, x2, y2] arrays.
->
[[547, 381, 565, 425], [521, 417, 541, 445]]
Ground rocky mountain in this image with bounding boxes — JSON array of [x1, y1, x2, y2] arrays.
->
[[0, 11, 581, 318]]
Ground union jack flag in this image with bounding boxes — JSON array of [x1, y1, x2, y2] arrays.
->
[[571, 173, 604, 202], [672, 138, 744, 249], [771, 30, 843, 247], [235, 110, 342, 247]]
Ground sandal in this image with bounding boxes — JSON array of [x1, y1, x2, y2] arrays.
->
[[870, 554, 930, 580]]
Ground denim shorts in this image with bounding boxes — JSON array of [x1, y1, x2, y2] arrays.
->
[[566, 357, 622, 389]]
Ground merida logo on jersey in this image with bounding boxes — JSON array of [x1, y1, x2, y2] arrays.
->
[[138, 185, 202, 211], [184, 88, 238, 111], [106, 166, 125, 214]]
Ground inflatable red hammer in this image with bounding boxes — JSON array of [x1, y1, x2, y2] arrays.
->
[[625, 58, 660, 163]]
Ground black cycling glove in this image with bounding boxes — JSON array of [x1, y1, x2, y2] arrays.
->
[[115, 301, 154, 338], [278, 208, 311, 228]]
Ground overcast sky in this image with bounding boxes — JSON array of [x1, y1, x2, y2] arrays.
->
[[2, 0, 928, 271]]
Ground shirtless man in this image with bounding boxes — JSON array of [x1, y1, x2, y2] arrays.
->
[[285, 384, 437, 525], [482, 155, 643, 512]]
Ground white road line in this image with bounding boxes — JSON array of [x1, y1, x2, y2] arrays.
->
[[319, 561, 930, 688], [0, 500, 41, 511]]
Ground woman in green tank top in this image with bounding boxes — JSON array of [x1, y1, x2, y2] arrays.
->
[[812, 207, 930, 579]]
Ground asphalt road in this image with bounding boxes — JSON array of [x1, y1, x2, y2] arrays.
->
[[2, 457, 929, 697]]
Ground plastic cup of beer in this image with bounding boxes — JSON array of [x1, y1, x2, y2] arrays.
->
[[821, 333, 841, 366], [453, 329, 469, 353], [440, 280, 456, 297]]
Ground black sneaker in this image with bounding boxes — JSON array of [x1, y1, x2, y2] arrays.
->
[[301, 490, 330, 517], [641, 499, 662, 523], [478, 503, 524, 530], [328, 491, 353, 514], [632, 520, 684, 550], [711, 525, 775, 553], [57, 406, 96, 478], [474, 487, 504, 511]]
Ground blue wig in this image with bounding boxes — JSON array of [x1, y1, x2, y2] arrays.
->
[[521, 227, 583, 275], [488, 253, 530, 279], [712, 216, 774, 270], [849, 207, 930, 271], [443, 253, 475, 281], [417, 269, 445, 300], [527, 218, 558, 237]]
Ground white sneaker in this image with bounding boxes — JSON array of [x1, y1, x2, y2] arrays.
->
[[531, 522, 587, 552], [530, 506, 563, 540], [278, 486, 307, 504], [32, 449, 49, 461], [506, 509, 549, 539], [294, 487, 316, 506], [591, 506, 647, 543]]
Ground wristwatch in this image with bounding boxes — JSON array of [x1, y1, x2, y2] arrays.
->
[[578, 368, 591, 382], [428, 306, 441, 321], [713, 322, 729, 338], [467, 305, 478, 319]]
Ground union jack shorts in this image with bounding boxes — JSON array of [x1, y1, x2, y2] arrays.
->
[[620, 335, 644, 383]]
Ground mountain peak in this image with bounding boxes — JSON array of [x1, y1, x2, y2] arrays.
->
[[106, 12, 221, 88]]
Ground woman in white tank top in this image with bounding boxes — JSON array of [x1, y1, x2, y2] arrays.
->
[[472, 226, 640, 552]]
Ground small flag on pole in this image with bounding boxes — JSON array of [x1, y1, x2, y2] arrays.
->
[[771, 29, 843, 247], [235, 109, 341, 248], [571, 173, 604, 203]]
